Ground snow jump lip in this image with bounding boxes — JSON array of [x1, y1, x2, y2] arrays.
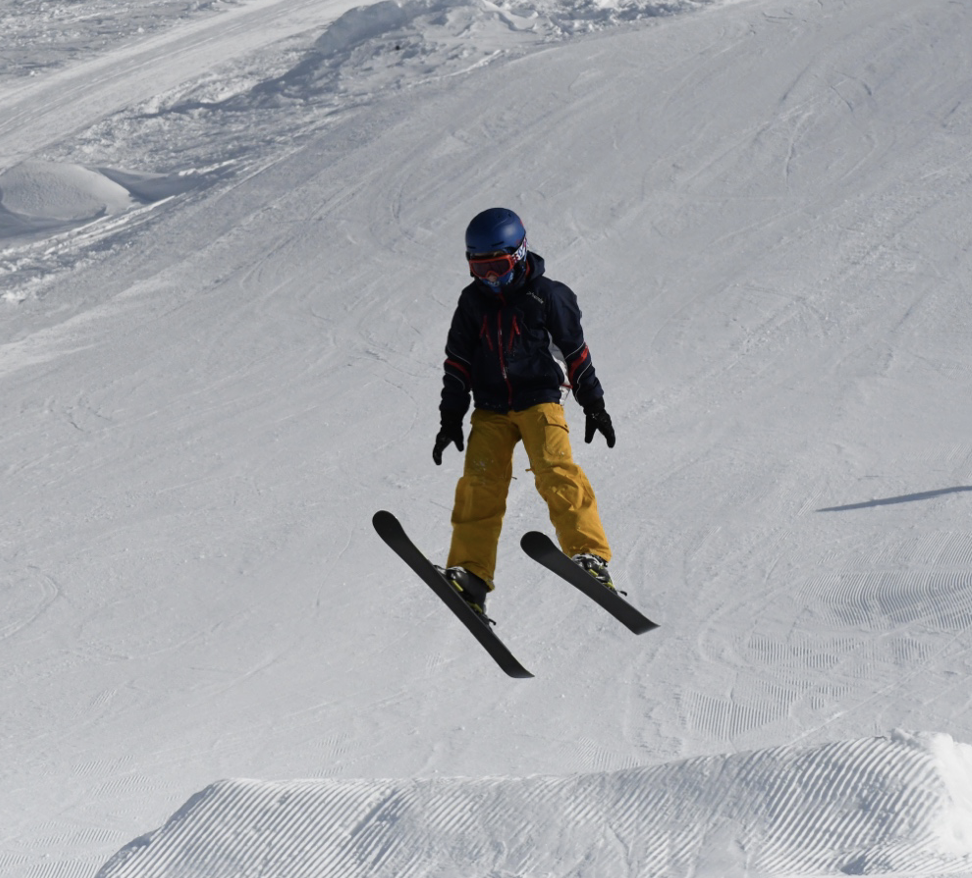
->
[[96, 732, 972, 878]]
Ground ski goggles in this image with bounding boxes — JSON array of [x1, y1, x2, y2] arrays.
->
[[467, 238, 528, 282]]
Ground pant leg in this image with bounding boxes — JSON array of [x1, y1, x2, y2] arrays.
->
[[514, 402, 611, 562], [446, 409, 520, 585]]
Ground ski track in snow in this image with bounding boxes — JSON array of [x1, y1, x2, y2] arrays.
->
[[3, 0, 972, 874]]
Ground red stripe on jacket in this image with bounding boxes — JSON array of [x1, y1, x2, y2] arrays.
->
[[567, 345, 590, 384], [445, 358, 471, 383]]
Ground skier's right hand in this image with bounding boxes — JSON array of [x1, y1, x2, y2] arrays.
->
[[433, 412, 465, 465]]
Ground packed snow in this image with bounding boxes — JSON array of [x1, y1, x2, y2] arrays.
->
[[3, 0, 972, 875], [94, 734, 972, 877]]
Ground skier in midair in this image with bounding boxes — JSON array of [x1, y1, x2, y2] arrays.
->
[[433, 207, 616, 619]]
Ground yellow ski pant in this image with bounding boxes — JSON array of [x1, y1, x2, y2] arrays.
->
[[447, 402, 611, 587]]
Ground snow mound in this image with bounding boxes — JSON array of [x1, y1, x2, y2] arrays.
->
[[97, 733, 972, 877], [0, 161, 139, 221], [0, 160, 221, 241]]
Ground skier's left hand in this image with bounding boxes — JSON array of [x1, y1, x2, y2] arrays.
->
[[584, 399, 615, 448]]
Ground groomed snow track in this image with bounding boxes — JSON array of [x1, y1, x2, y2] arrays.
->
[[98, 733, 972, 877]]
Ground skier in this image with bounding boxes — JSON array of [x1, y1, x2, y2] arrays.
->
[[433, 207, 616, 619]]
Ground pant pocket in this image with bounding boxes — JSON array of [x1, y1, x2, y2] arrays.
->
[[522, 404, 572, 471]]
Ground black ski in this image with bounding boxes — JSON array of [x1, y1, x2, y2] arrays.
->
[[373, 511, 533, 679], [520, 531, 658, 634]]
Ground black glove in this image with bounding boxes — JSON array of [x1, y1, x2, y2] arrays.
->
[[584, 398, 615, 448], [433, 411, 465, 465]]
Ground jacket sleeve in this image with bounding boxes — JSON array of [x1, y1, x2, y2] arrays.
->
[[440, 295, 476, 416], [546, 281, 604, 411]]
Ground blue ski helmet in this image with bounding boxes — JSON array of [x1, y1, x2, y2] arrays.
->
[[465, 207, 528, 292]]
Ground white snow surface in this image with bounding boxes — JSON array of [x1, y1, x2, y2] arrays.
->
[[3, 0, 972, 875]]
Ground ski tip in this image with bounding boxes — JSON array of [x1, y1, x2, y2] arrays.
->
[[372, 509, 397, 530]]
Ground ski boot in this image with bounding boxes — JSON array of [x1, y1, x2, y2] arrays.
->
[[438, 566, 493, 624], [571, 553, 615, 591]]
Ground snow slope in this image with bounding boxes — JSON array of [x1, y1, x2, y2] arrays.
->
[[3, 0, 972, 874]]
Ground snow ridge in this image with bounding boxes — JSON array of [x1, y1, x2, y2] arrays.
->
[[98, 733, 972, 877], [0, 0, 725, 300]]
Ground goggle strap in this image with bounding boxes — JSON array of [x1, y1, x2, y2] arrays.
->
[[467, 237, 528, 280]]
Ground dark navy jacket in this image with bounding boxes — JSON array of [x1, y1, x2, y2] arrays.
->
[[440, 253, 604, 416]]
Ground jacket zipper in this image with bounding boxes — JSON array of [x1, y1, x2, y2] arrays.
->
[[496, 297, 514, 408], [480, 315, 494, 351]]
